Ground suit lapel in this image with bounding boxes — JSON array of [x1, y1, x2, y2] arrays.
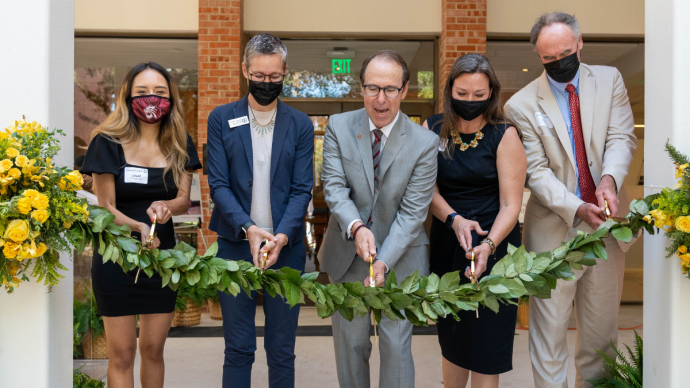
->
[[537, 72, 577, 172], [233, 96, 253, 174], [356, 111, 375, 194], [270, 100, 289, 183], [376, 114, 406, 188], [578, 65, 596, 155]]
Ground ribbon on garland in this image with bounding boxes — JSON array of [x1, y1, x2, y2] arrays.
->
[[68, 205, 638, 326]]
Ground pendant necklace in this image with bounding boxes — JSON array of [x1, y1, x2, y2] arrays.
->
[[453, 120, 485, 151], [249, 105, 276, 136]]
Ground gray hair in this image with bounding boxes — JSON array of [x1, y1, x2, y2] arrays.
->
[[243, 34, 288, 69], [530, 12, 581, 46]]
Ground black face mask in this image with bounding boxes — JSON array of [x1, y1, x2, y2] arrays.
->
[[543, 52, 580, 83], [450, 97, 491, 121], [248, 81, 283, 106]]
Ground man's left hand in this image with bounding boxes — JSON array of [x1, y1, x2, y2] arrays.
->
[[596, 175, 618, 220], [364, 260, 386, 288]]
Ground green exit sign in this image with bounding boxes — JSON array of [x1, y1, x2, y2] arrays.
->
[[332, 59, 351, 74]]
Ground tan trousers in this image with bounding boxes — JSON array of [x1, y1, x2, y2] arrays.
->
[[529, 235, 625, 388]]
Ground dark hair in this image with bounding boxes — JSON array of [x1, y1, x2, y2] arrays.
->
[[438, 53, 516, 159], [92, 62, 190, 188], [359, 50, 410, 87], [530, 12, 581, 46], [244, 33, 288, 68]]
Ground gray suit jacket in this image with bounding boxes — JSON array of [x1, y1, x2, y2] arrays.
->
[[317, 109, 439, 281]]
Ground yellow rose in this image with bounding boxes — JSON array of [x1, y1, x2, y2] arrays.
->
[[14, 155, 28, 168], [4, 220, 30, 242], [31, 209, 48, 224], [14, 196, 32, 214], [32, 193, 49, 210], [67, 170, 84, 188], [7, 168, 20, 180], [675, 216, 690, 233], [3, 241, 21, 259], [35, 243, 47, 257], [5, 148, 19, 159], [22, 189, 39, 200], [63, 221, 72, 229], [680, 245, 688, 254], [0, 159, 12, 173]]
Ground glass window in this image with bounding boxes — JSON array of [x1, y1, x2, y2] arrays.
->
[[281, 40, 434, 99]]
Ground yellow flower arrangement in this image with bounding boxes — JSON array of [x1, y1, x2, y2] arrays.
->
[[0, 118, 90, 292], [675, 216, 690, 233]]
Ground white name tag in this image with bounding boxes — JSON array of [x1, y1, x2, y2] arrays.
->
[[124, 167, 148, 184], [228, 116, 249, 128], [535, 112, 554, 128]]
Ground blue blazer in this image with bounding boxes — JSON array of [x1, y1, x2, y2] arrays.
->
[[207, 95, 314, 249]]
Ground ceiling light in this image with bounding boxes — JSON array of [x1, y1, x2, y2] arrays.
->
[[634, 124, 645, 128], [522, 69, 529, 72]]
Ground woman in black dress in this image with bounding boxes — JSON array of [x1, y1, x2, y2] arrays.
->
[[424, 54, 526, 388], [81, 62, 202, 388]]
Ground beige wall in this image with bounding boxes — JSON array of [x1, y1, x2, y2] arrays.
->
[[488, 0, 644, 36], [75, 0, 198, 34], [243, 0, 441, 35]]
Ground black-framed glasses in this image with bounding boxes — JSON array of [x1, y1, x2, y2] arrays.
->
[[362, 84, 403, 99], [248, 71, 285, 84]]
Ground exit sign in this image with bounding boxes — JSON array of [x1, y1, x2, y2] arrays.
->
[[332, 59, 351, 74]]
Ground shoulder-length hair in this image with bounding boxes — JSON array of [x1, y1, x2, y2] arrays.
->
[[91, 62, 189, 188], [437, 53, 517, 159]]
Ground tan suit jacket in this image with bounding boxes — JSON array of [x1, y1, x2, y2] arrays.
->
[[505, 64, 637, 253]]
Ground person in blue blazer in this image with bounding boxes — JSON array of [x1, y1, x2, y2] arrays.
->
[[206, 34, 314, 388]]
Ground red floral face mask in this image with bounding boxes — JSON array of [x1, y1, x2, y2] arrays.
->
[[131, 95, 172, 124]]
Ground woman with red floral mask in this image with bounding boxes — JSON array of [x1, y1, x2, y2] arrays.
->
[[81, 62, 202, 388]]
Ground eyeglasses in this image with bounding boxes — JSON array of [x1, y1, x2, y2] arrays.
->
[[362, 84, 403, 99], [248, 71, 285, 84]]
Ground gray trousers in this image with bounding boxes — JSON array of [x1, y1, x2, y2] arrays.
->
[[329, 257, 415, 388]]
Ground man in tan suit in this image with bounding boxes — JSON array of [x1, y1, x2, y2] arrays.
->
[[505, 12, 637, 388]]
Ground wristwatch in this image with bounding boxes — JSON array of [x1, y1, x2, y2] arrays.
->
[[240, 222, 256, 239], [445, 213, 459, 229]]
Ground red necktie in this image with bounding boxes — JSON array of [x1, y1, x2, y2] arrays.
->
[[565, 84, 598, 205]]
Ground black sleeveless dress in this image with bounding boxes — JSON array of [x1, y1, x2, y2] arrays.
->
[[427, 114, 520, 375], [81, 133, 202, 317]]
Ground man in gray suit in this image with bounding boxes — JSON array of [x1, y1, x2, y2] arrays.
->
[[317, 50, 439, 388]]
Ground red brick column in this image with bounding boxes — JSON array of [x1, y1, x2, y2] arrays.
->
[[197, 0, 243, 254], [439, 0, 487, 108]]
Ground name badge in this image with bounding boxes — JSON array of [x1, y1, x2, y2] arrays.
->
[[535, 112, 554, 128], [124, 167, 148, 184], [228, 116, 249, 128]]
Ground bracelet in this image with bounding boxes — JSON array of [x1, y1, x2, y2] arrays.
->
[[152, 201, 167, 209], [352, 224, 366, 240], [481, 238, 496, 255]]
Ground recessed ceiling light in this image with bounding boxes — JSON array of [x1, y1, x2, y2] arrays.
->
[[522, 69, 529, 72]]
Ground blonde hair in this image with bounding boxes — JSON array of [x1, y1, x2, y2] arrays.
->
[[91, 62, 190, 188]]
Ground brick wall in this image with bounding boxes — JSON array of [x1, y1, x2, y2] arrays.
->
[[439, 0, 487, 104], [197, 0, 243, 254]]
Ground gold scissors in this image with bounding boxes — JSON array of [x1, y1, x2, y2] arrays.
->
[[260, 238, 268, 274], [469, 248, 479, 318], [604, 199, 630, 225], [136, 214, 157, 284], [369, 254, 378, 343]]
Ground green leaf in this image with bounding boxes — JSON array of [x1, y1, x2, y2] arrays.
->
[[519, 273, 533, 282], [551, 262, 574, 279], [439, 291, 458, 303], [569, 262, 583, 270], [342, 282, 364, 298], [490, 259, 506, 276], [187, 270, 201, 286], [384, 270, 398, 290], [301, 272, 319, 283], [425, 273, 440, 294], [532, 254, 552, 273], [552, 244, 569, 260], [117, 237, 139, 253], [102, 244, 114, 263], [203, 242, 219, 258], [400, 270, 421, 294], [364, 294, 383, 309], [514, 253, 528, 273], [226, 261, 240, 272], [438, 271, 459, 292], [483, 295, 499, 313], [506, 243, 518, 256], [488, 284, 509, 294], [505, 264, 518, 278], [284, 281, 302, 307], [389, 292, 413, 310], [565, 251, 585, 263], [593, 241, 608, 261], [172, 269, 180, 284], [455, 300, 479, 311], [92, 212, 116, 233], [422, 301, 438, 320], [612, 226, 633, 243]]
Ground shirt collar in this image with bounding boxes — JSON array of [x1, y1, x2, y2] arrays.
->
[[547, 68, 581, 93], [369, 111, 400, 138]]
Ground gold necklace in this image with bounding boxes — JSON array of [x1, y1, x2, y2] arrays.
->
[[452, 122, 485, 151]]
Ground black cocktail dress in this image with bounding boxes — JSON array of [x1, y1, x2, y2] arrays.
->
[[428, 114, 520, 374], [81, 133, 202, 317]]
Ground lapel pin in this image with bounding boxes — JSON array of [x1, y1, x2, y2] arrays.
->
[[357, 134, 361, 139]]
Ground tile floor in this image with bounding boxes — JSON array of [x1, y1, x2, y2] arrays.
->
[[129, 305, 643, 388]]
